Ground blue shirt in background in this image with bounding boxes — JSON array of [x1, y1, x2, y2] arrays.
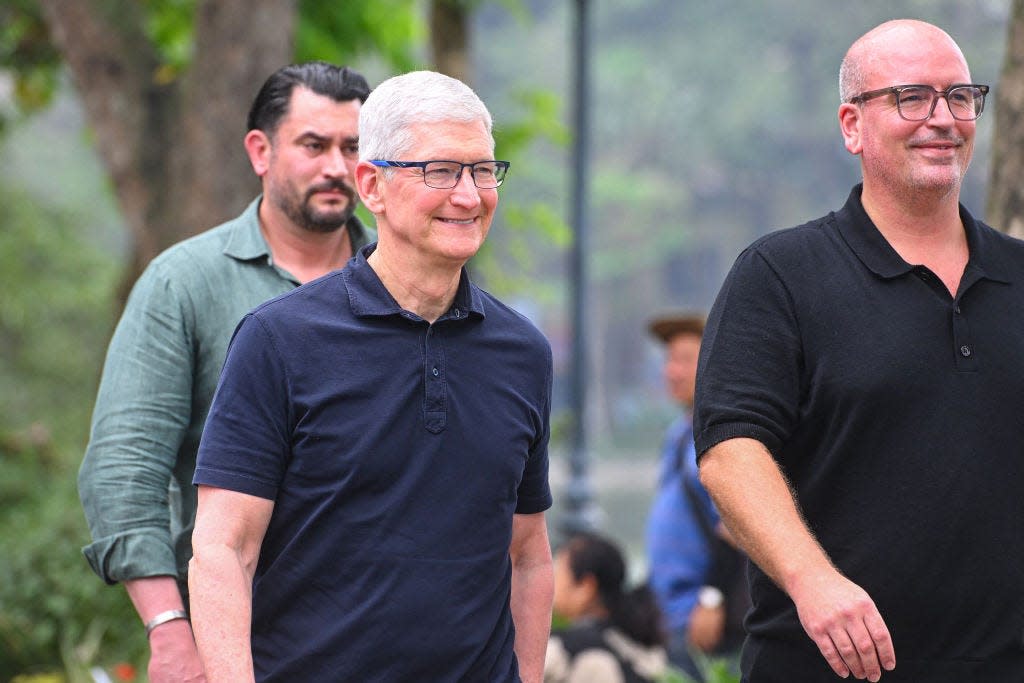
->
[[645, 414, 718, 634]]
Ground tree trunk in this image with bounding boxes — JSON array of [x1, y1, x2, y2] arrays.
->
[[37, 0, 296, 300], [429, 0, 471, 84], [987, 0, 1024, 238]]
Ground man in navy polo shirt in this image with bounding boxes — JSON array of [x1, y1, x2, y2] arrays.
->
[[695, 20, 1024, 683], [189, 71, 554, 682]]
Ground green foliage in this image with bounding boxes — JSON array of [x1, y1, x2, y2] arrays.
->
[[297, 0, 422, 71], [0, 447, 146, 679], [658, 655, 740, 683], [475, 84, 573, 298], [0, 0, 60, 127], [0, 187, 120, 446], [141, 0, 196, 77], [0, 0, 425, 127], [0, 185, 141, 679]]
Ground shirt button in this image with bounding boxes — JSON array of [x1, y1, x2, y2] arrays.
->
[[452, 308, 461, 318], [960, 345, 972, 357], [432, 367, 439, 377], [954, 305, 961, 314]]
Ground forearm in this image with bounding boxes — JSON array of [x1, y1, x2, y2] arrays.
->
[[125, 576, 188, 624], [189, 487, 273, 683], [509, 514, 554, 683], [511, 564, 554, 683], [126, 576, 206, 683], [188, 544, 255, 682], [700, 438, 896, 679], [699, 438, 834, 595]]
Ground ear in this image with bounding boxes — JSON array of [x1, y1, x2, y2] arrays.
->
[[838, 103, 863, 155], [244, 130, 272, 177], [356, 161, 386, 215]]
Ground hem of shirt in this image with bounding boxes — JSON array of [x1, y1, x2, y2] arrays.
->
[[193, 466, 278, 500], [694, 422, 780, 462], [515, 493, 553, 515]]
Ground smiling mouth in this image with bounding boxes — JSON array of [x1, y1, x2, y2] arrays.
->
[[439, 217, 475, 224], [912, 136, 962, 150]]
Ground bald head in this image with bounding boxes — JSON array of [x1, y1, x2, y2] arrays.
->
[[839, 20, 970, 103]]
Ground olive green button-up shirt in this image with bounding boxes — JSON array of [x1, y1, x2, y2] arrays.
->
[[78, 197, 372, 592]]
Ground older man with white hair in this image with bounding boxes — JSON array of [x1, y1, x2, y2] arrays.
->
[[189, 71, 554, 683]]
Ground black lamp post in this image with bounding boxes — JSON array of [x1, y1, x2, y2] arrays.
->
[[561, 0, 599, 537]]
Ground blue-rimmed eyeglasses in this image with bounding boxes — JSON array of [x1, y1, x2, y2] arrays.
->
[[847, 84, 989, 121], [370, 159, 510, 189]]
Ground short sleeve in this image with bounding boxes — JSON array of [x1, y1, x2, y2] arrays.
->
[[193, 313, 292, 500], [693, 245, 804, 459], [515, 341, 554, 514]]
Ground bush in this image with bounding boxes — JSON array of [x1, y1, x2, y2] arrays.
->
[[0, 186, 146, 678]]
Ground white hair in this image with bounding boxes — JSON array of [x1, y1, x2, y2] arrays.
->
[[359, 70, 493, 161]]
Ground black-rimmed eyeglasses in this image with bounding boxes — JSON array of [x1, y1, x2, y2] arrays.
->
[[370, 159, 510, 189], [847, 84, 989, 121]]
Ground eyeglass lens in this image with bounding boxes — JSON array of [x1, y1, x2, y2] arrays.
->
[[897, 86, 985, 120], [423, 162, 506, 189]]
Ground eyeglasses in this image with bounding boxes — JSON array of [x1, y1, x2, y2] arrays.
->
[[370, 160, 510, 189], [847, 84, 989, 121]]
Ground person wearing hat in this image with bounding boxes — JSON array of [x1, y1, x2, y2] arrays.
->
[[644, 313, 744, 681]]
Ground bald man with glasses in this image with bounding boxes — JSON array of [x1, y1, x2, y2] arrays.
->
[[694, 20, 1024, 683]]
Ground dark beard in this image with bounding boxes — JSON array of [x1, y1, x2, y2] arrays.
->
[[281, 180, 358, 234]]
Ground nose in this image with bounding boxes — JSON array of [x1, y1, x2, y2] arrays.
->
[[323, 147, 351, 177], [928, 94, 957, 126], [449, 167, 482, 207]]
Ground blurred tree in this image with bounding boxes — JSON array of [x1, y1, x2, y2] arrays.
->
[[1, 0, 422, 301], [35, 0, 295, 298], [431, 0, 471, 82], [988, 0, 1024, 237], [0, 184, 134, 679]]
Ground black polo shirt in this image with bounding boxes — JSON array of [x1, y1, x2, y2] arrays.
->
[[195, 245, 553, 682], [694, 185, 1024, 681]]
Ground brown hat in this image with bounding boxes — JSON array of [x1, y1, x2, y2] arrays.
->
[[648, 312, 706, 344]]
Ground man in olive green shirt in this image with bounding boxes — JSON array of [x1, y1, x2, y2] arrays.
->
[[78, 62, 373, 683]]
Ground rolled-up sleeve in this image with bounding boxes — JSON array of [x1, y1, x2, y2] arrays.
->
[[78, 264, 194, 584]]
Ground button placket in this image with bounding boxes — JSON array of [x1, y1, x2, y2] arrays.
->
[[951, 298, 977, 372], [423, 325, 447, 432]]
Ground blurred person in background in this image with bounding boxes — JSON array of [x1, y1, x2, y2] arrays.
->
[[545, 532, 668, 683], [696, 19, 1024, 682], [645, 313, 746, 681], [77, 62, 373, 682]]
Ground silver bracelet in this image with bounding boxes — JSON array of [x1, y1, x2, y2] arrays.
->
[[144, 609, 189, 636]]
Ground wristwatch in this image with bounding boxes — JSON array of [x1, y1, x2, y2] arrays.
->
[[697, 586, 725, 609]]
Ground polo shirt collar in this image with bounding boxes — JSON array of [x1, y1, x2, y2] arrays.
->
[[221, 195, 375, 265], [835, 183, 1012, 285], [962, 208, 1013, 285], [222, 196, 271, 262], [345, 244, 486, 321]]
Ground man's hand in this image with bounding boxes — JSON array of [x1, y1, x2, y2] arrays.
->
[[147, 618, 206, 682], [687, 603, 726, 652], [791, 569, 895, 682]]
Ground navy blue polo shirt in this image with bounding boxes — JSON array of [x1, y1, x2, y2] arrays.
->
[[694, 185, 1024, 681], [195, 245, 553, 682]]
